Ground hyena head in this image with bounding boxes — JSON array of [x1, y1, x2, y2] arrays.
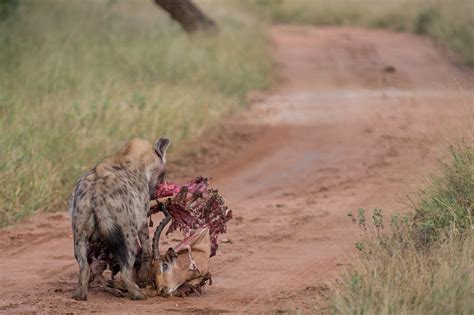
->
[[148, 137, 171, 198], [122, 137, 169, 199], [152, 228, 211, 296], [116, 137, 170, 198]]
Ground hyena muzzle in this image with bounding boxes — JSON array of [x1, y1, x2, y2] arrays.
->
[[69, 137, 170, 301]]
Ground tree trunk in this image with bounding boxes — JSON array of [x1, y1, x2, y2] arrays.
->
[[154, 0, 217, 33]]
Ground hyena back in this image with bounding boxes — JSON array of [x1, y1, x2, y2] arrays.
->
[[69, 137, 170, 300]]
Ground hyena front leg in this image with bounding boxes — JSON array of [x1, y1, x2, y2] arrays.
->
[[137, 222, 152, 288], [72, 235, 90, 301], [121, 237, 146, 300]]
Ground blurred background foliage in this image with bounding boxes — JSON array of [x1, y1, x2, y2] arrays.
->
[[0, 0, 271, 226], [241, 0, 474, 66]]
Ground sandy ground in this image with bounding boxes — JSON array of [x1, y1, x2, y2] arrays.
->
[[0, 26, 473, 313]]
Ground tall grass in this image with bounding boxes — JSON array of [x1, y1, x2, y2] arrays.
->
[[331, 144, 474, 314], [241, 0, 474, 66], [0, 0, 272, 227]]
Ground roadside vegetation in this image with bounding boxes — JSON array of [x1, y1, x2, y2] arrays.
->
[[331, 143, 474, 314], [241, 0, 474, 66], [0, 0, 271, 226]]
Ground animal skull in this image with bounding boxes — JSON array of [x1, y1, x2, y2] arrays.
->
[[152, 224, 211, 297]]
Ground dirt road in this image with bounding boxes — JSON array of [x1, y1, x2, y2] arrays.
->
[[1, 26, 473, 313]]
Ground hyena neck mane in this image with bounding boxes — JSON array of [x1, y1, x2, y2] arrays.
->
[[103, 138, 163, 181]]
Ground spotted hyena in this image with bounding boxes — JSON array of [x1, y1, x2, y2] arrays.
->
[[69, 137, 170, 300]]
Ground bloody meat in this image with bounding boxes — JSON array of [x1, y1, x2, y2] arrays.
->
[[153, 177, 232, 256]]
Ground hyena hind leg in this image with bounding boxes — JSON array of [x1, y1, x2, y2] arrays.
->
[[136, 224, 152, 288], [72, 236, 91, 301], [121, 267, 145, 300], [120, 238, 146, 300]]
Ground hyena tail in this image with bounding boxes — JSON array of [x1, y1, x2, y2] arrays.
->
[[94, 207, 129, 268]]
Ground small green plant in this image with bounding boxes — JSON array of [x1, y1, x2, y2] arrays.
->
[[372, 208, 384, 231], [348, 208, 399, 250]]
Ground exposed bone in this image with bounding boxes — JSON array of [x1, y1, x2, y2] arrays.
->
[[152, 177, 228, 297], [154, 177, 232, 257]]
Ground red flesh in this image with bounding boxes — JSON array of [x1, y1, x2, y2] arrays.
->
[[154, 177, 232, 256]]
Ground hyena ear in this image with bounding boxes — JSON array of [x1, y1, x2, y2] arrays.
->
[[154, 137, 171, 160]]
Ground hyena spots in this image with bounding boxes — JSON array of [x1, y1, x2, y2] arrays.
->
[[70, 137, 170, 300]]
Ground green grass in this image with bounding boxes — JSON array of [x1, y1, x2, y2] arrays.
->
[[240, 0, 474, 66], [330, 144, 474, 314], [414, 144, 474, 244], [0, 0, 272, 227]]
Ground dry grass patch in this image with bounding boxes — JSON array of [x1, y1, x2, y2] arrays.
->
[[0, 0, 272, 226]]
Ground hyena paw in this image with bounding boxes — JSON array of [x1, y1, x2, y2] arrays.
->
[[129, 290, 146, 300], [72, 289, 87, 301]]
